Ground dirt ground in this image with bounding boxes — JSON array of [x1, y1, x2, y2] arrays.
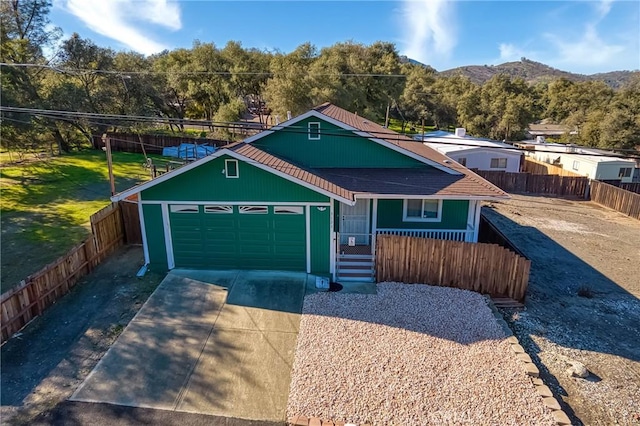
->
[[483, 195, 640, 426], [0, 246, 165, 426]]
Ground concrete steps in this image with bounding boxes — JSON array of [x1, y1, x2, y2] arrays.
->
[[336, 254, 375, 282]]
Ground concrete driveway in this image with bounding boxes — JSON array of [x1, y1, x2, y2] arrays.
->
[[71, 269, 307, 422]]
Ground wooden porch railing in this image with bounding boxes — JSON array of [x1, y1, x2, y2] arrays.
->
[[376, 228, 474, 242]]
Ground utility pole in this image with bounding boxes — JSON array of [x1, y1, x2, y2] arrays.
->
[[102, 134, 116, 196], [421, 117, 425, 140], [384, 103, 391, 128]]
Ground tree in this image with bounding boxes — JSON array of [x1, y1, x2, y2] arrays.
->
[[263, 43, 318, 118], [0, 0, 69, 152]]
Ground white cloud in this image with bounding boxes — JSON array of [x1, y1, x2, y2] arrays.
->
[[494, 0, 638, 73], [498, 43, 526, 62], [595, 0, 614, 20], [63, 0, 181, 55], [544, 24, 626, 69], [399, 0, 456, 66]]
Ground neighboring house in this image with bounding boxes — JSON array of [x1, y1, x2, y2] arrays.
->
[[112, 103, 508, 282], [515, 140, 637, 183], [415, 128, 522, 173], [526, 123, 577, 139]]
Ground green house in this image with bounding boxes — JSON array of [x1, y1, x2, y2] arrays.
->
[[112, 103, 508, 281]]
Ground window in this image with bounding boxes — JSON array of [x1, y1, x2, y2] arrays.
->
[[572, 160, 580, 171], [618, 167, 632, 178], [170, 205, 199, 213], [308, 122, 320, 140], [239, 206, 268, 214], [458, 157, 467, 167], [204, 205, 233, 214], [403, 199, 442, 222], [490, 158, 507, 169], [274, 206, 304, 214], [225, 159, 239, 178]]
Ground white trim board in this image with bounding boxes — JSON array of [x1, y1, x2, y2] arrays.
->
[[139, 201, 332, 206], [353, 193, 510, 200], [111, 147, 355, 206], [161, 203, 175, 269], [244, 109, 459, 175]]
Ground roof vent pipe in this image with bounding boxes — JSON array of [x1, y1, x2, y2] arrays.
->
[[287, 111, 292, 120], [454, 128, 466, 138]]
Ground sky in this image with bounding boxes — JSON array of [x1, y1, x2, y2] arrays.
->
[[49, 0, 640, 75]]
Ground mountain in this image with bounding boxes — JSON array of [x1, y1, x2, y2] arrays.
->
[[438, 58, 638, 88]]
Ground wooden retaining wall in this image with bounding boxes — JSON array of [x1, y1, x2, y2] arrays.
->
[[1, 202, 138, 344], [376, 235, 531, 302], [590, 180, 640, 220], [522, 157, 582, 177], [474, 170, 589, 198]]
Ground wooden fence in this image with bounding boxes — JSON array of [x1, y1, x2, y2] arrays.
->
[[376, 235, 531, 302], [522, 157, 582, 177], [474, 170, 589, 198], [590, 180, 640, 220], [621, 183, 640, 194], [1, 201, 140, 344], [91, 133, 230, 154]]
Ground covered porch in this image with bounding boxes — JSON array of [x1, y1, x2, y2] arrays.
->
[[333, 197, 482, 282]]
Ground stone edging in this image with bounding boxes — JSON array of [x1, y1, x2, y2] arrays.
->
[[288, 416, 371, 426], [485, 297, 572, 426]]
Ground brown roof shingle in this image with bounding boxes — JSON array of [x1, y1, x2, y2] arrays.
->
[[312, 103, 508, 199]]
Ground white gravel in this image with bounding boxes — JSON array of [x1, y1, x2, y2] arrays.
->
[[287, 283, 556, 425]]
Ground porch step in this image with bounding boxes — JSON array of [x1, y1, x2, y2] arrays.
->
[[336, 254, 375, 282]]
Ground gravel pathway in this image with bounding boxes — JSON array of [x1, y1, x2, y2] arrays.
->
[[287, 283, 555, 425]]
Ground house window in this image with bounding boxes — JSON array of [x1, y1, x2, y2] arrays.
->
[[618, 167, 632, 178], [458, 157, 467, 167], [490, 158, 507, 169], [225, 159, 239, 178], [170, 205, 199, 213], [204, 205, 233, 214], [572, 160, 580, 171], [274, 206, 304, 214], [308, 122, 321, 140], [403, 199, 442, 222], [239, 205, 268, 214]]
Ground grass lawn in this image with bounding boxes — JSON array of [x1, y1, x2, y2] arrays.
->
[[386, 118, 436, 135], [0, 150, 161, 292]]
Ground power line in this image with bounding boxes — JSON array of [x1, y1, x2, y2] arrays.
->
[[4, 106, 638, 159], [0, 62, 409, 78]]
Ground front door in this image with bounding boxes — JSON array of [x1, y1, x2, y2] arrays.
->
[[340, 199, 370, 245]]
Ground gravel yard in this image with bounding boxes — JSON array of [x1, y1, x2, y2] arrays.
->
[[287, 283, 555, 425], [483, 195, 640, 425]]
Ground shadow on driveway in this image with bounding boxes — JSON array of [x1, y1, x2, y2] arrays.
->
[[70, 270, 306, 423]]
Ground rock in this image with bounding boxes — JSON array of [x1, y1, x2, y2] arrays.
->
[[552, 410, 572, 425], [567, 362, 589, 378]]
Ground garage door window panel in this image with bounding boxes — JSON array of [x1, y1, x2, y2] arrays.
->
[[170, 205, 199, 213], [205, 205, 233, 214], [274, 206, 304, 214], [239, 206, 268, 214]]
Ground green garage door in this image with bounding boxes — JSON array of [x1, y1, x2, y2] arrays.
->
[[169, 204, 306, 270]]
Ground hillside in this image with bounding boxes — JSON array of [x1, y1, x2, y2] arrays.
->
[[439, 58, 638, 88]]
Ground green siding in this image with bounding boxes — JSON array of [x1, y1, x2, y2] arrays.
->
[[142, 204, 168, 270], [253, 117, 425, 168], [376, 199, 469, 229], [141, 155, 329, 203], [310, 206, 330, 275]]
